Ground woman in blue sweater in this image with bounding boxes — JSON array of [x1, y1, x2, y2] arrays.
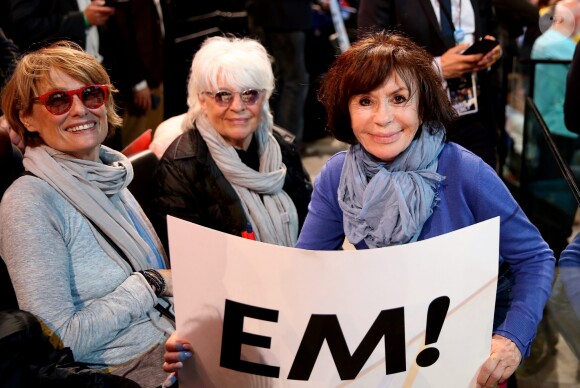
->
[[295, 32, 555, 387]]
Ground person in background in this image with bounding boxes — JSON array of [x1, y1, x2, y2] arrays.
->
[[1, 0, 114, 57], [246, 0, 313, 146], [0, 41, 173, 387], [150, 35, 312, 253], [528, 0, 580, 258], [531, 0, 580, 138], [105, 0, 167, 148], [295, 32, 554, 386]]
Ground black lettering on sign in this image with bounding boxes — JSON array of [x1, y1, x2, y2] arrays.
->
[[220, 299, 280, 377], [219, 297, 450, 381], [287, 308, 406, 380], [415, 296, 450, 367]]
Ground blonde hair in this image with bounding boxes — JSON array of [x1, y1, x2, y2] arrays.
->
[[1, 40, 122, 147]]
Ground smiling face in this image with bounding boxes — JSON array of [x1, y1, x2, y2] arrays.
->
[[349, 73, 421, 162], [199, 81, 265, 150], [19, 69, 108, 161]]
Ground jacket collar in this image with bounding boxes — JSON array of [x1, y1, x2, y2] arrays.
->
[[172, 124, 210, 165]]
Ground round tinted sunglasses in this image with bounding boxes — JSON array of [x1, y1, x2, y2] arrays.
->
[[202, 89, 265, 107], [33, 85, 109, 115]]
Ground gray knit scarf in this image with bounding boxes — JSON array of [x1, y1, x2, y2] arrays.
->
[[195, 114, 299, 246], [338, 123, 446, 248], [23, 144, 168, 273]]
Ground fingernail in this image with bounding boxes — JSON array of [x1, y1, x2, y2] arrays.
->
[[175, 361, 183, 369], [162, 373, 177, 387], [179, 351, 192, 361], [176, 343, 192, 351]]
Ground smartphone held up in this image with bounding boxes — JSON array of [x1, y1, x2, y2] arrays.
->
[[462, 39, 499, 56]]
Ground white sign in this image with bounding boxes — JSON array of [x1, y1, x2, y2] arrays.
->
[[168, 216, 499, 387]]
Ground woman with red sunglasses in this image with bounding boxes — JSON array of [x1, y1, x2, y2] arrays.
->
[[0, 41, 174, 387]]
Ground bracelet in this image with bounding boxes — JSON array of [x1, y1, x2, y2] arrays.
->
[[147, 269, 166, 296], [139, 270, 160, 295], [139, 269, 166, 297]]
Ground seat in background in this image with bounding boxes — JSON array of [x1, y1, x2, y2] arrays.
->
[[121, 128, 152, 157], [128, 149, 159, 224]]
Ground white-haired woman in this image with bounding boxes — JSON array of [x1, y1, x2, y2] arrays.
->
[[150, 36, 312, 252]]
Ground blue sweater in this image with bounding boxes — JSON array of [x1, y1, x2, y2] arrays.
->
[[296, 143, 555, 357]]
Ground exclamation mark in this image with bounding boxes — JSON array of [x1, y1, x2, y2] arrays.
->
[[415, 296, 450, 367]]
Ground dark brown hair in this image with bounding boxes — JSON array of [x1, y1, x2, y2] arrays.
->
[[318, 31, 457, 144]]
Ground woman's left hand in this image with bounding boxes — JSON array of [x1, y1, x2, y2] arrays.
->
[[476, 334, 522, 387], [162, 332, 193, 387]]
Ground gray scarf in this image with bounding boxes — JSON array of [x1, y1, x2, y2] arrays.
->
[[23, 145, 167, 273], [195, 114, 298, 246], [338, 123, 446, 248]]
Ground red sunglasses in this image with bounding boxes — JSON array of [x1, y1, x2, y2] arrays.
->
[[33, 85, 109, 115]]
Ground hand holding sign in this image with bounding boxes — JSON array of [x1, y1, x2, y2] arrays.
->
[[162, 333, 193, 387], [476, 334, 522, 387]]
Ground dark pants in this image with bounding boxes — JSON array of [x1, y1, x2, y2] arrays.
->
[[268, 30, 309, 144]]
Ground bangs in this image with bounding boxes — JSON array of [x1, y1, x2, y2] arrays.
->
[[341, 45, 418, 99], [192, 37, 274, 97], [206, 65, 266, 93]]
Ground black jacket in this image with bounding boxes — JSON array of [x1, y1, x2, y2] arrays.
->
[[151, 126, 313, 254], [357, 0, 496, 56], [248, 0, 313, 31], [1, 0, 86, 51]]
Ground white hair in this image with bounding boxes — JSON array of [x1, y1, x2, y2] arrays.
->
[[185, 36, 275, 130]]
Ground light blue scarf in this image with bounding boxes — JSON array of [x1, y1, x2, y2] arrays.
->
[[338, 123, 446, 248]]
